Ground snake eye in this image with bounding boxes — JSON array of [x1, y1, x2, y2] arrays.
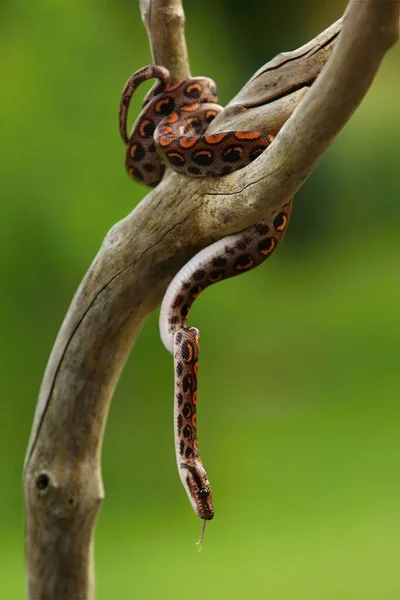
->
[[199, 487, 209, 498]]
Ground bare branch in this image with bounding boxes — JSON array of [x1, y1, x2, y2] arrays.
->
[[206, 19, 343, 142], [201, 1, 399, 233], [217, 18, 343, 126], [139, 0, 190, 80], [24, 1, 399, 598]]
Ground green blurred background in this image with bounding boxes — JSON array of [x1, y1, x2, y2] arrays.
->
[[1, 1, 399, 598]]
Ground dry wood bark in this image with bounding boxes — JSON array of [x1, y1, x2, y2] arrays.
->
[[24, 1, 399, 598]]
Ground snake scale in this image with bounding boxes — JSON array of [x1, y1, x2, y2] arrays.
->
[[119, 65, 293, 539]]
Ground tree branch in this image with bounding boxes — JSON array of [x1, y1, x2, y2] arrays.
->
[[24, 1, 399, 598], [211, 17, 343, 133], [139, 0, 190, 80]]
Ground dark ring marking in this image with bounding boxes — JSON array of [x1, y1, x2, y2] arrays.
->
[[208, 270, 224, 283], [129, 142, 145, 161], [185, 446, 194, 458], [205, 110, 218, 123], [221, 145, 243, 163], [175, 331, 183, 345], [258, 237, 276, 256], [191, 149, 214, 167], [182, 340, 195, 364], [190, 284, 203, 298], [184, 83, 202, 98], [234, 254, 255, 271], [273, 212, 288, 232], [182, 374, 193, 393], [179, 440, 185, 456], [177, 392, 184, 406], [138, 119, 155, 138], [182, 403, 192, 418], [167, 151, 186, 168], [155, 97, 175, 115], [183, 425, 193, 440]]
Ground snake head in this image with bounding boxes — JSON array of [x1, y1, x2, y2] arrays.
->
[[181, 459, 214, 520]]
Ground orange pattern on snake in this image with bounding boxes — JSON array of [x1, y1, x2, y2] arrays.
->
[[120, 65, 293, 531], [119, 65, 273, 186]]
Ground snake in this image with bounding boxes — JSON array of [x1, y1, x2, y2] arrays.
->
[[119, 65, 293, 540]]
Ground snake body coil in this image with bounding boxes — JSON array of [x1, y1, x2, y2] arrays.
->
[[119, 66, 293, 527]]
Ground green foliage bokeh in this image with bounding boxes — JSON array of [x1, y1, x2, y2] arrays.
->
[[1, 1, 399, 598]]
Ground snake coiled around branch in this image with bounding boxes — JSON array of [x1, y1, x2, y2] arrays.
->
[[119, 65, 293, 537]]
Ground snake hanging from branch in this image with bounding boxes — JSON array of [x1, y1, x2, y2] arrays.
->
[[119, 65, 293, 543]]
